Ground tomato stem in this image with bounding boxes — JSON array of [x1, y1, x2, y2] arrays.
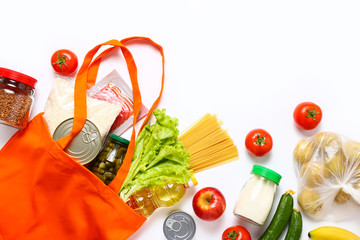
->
[[305, 107, 320, 120], [52, 52, 69, 70], [225, 230, 239, 240], [255, 134, 267, 146]]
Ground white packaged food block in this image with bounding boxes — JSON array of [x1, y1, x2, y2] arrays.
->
[[44, 77, 122, 140]]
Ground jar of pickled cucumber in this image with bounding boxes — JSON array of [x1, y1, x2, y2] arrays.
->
[[88, 134, 129, 185]]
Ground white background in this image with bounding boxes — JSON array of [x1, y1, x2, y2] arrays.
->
[[1, 0, 360, 239]]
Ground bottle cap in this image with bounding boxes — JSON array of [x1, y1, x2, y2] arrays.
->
[[53, 118, 101, 165], [251, 165, 282, 185], [163, 211, 196, 240], [184, 174, 198, 188]]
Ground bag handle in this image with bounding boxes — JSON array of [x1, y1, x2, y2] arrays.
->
[[55, 39, 139, 148], [109, 37, 165, 193], [56, 37, 165, 194], [87, 37, 165, 130]]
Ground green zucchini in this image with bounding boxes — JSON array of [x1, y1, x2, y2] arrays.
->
[[284, 209, 302, 240], [259, 190, 294, 240]]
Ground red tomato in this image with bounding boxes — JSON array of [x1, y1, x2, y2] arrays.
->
[[293, 102, 322, 130], [245, 129, 273, 157], [222, 225, 251, 240], [51, 49, 78, 75]]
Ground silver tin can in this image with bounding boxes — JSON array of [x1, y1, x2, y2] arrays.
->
[[53, 118, 101, 165], [163, 211, 196, 240]]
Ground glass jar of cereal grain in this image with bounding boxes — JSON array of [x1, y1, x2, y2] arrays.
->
[[0, 68, 37, 129]]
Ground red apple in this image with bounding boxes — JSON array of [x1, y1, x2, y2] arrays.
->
[[192, 187, 226, 221]]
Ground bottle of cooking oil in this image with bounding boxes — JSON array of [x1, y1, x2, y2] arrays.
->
[[126, 177, 197, 218]]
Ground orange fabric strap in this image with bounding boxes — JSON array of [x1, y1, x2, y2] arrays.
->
[[56, 37, 165, 194], [87, 46, 117, 88], [55, 39, 137, 149], [120, 37, 165, 131], [109, 36, 165, 193], [87, 36, 165, 131]]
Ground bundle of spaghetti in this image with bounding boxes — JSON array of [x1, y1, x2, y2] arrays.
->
[[179, 113, 239, 173]]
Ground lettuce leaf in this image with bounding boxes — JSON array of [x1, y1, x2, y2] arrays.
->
[[119, 109, 192, 201]]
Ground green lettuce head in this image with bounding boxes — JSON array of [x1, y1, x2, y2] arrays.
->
[[120, 109, 192, 201]]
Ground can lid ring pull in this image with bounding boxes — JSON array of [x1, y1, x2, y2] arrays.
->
[[166, 219, 182, 232]]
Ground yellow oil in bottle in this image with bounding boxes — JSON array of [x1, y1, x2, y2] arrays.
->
[[126, 183, 186, 218], [152, 183, 186, 207], [126, 189, 158, 218]]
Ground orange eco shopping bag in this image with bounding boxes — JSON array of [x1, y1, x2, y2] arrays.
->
[[0, 37, 164, 240]]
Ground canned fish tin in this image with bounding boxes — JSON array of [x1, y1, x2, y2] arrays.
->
[[0, 67, 37, 129], [163, 211, 196, 240], [53, 118, 101, 165]]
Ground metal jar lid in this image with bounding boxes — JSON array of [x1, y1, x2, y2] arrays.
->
[[163, 211, 196, 240], [53, 118, 101, 165]]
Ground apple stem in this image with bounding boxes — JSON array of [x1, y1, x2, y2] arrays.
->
[[206, 194, 214, 203]]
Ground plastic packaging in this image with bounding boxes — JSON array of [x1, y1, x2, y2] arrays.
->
[[87, 134, 129, 185], [126, 178, 197, 218], [43, 77, 122, 140], [0, 67, 37, 129], [294, 132, 360, 220], [233, 165, 282, 225], [87, 70, 149, 136]]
